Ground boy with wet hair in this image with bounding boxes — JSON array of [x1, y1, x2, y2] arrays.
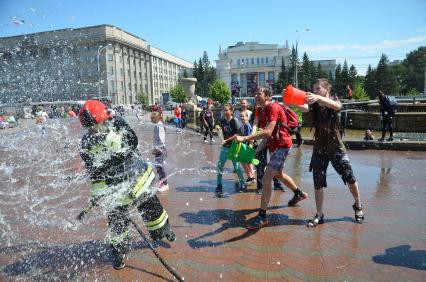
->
[[297, 78, 364, 227]]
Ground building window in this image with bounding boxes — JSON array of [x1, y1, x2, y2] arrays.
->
[[107, 54, 113, 61], [134, 83, 137, 91], [259, 72, 265, 86], [257, 58, 259, 64], [237, 59, 240, 66], [261, 58, 264, 64], [251, 58, 254, 65], [128, 82, 131, 90], [110, 80, 115, 91], [266, 57, 269, 64], [121, 81, 124, 91], [109, 66, 114, 75], [120, 68, 123, 76]]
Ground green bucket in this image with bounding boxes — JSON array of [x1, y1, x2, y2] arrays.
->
[[226, 141, 260, 165]]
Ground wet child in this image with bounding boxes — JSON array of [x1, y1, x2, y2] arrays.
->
[[364, 129, 374, 141], [215, 103, 247, 197], [297, 78, 364, 227], [151, 111, 169, 192], [239, 110, 255, 184]]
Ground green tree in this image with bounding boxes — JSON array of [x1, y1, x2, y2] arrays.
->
[[183, 69, 189, 78], [288, 46, 297, 85], [299, 52, 312, 91], [341, 60, 349, 90], [334, 64, 343, 97], [401, 46, 426, 95], [315, 63, 328, 81], [364, 64, 377, 99], [196, 58, 204, 95], [390, 63, 406, 95], [348, 64, 357, 88], [275, 58, 288, 94], [406, 87, 421, 96], [352, 81, 369, 100], [136, 91, 149, 107], [208, 80, 231, 104], [170, 84, 186, 103], [376, 54, 398, 95]]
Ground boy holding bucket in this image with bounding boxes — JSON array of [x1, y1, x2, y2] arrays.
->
[[233, 88, 308, 230], [239, 110, 255, 184], [295, 79, 364, 227], [215, 104, 247, 197]]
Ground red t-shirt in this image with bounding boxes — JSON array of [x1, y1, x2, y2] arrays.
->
[[174, 107, 182, 119], [259, 102, 292, 152]]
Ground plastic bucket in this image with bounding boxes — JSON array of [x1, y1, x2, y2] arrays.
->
[[227, 141, 259, 165], [283, 84, 307, 105]]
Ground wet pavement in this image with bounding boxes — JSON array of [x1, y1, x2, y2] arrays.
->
[[1, 113, 425, 281]]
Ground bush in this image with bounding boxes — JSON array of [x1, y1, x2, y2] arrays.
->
[[406, 88, 420, 96], [353, 81, 370, 100], [208, 80, 231, 105]]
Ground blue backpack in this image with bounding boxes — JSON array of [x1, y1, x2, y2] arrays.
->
[[386, 96, 399, 112]]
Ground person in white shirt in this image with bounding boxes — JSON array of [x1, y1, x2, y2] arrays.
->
[[151, 111, 169, 192], [35, 106, 49, 124]]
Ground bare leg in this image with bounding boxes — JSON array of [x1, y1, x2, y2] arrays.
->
[[260, 167, 276, 210], [348, 181, 363, 217], [348, 182, 361, 206], [276, 172, 298, 192], [315, 188, 324, 216]]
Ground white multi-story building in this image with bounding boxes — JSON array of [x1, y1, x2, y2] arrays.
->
[[216, 42, 291, 96], [0, 24, 192, 105], [149, 46, 193, 104], [215, 41, 336, 96]]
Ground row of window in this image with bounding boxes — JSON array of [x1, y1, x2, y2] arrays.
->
[[237, 57, 270, 66], [231, 71, 275, 87], [110, 80, 148, 93]]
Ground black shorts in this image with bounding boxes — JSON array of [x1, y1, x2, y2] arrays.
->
[[310, 151, 356, 189]]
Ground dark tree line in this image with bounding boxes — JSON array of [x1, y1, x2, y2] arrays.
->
[[192, 51, 217, 97], [274, 46, 426, 99]]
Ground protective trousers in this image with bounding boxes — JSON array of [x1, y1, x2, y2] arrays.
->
[[108, 195, 171, 255]]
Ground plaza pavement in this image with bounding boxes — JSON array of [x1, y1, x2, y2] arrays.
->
[[0, 113, 425, 281]]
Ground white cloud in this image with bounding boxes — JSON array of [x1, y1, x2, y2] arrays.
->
[[301, 44, 345, 53], [351, 35, 426, 51], [301, 35, 426, 54]]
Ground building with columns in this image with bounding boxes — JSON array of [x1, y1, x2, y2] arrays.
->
[[215, 41, 336, 96], [0, 25, 192, 105]]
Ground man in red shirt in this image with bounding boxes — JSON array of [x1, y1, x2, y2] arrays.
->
[[347, 85, 353, 100], [174, 105, 182, 130], [233, 87, 308, 230]]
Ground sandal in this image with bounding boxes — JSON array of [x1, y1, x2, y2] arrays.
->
[[353, 203, 364, 223], [307, 214, 324, 227]]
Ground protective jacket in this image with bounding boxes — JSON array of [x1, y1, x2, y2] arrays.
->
[[80, 116, 170, 241]]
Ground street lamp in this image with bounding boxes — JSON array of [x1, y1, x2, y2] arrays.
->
[[294, 28, 310, 88], [97, 43, 113, 96]]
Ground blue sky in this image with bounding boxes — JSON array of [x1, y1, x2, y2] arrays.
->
[[1, 0, 425, 75]]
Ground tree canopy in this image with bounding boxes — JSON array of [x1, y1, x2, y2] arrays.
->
[[208, 80, 231, 104]]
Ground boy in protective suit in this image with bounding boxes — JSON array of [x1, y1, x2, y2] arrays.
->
[[77, 100, 175, 270]]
